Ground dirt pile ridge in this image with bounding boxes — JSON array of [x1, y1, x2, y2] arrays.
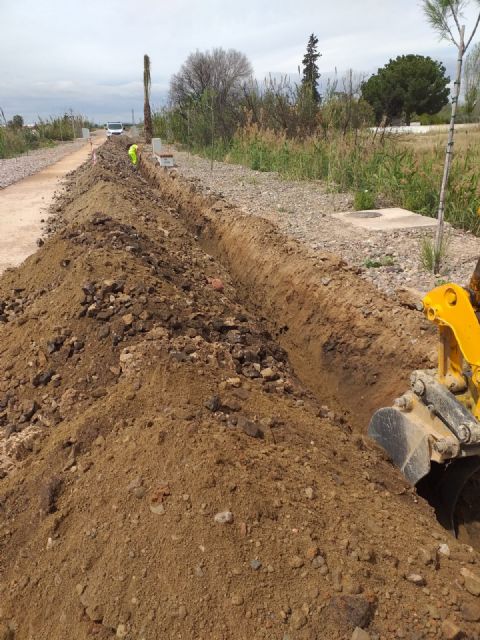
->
[[0, 139, 479, 640]]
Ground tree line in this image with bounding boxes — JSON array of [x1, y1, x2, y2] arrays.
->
[[148, 30, 479, 150]]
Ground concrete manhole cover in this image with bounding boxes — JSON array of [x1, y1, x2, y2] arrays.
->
[[347, 211, 382, 219]]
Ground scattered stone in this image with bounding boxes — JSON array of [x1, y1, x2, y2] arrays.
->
[[122, 313, 134, 326], [312, 555, 326, 569], [418, 547, 437, 567], [343, 574, 362, 595], [39, 476, 63, 515], [250, 559, 262, 571], [289, 556, 304, 569], [461, 601, 480, 622], [461, 567, 480, 596], [306, 545, 319, 560], [205, 395, 220, 412], [290, 609, 307, 630], [82, 597, 104, 623], [427, 605, 441, 620], [240, 420, 263, 439], [149, 503, 165, 515], [260, 367, 276, 380], [32, 369, 54, 387], [231, 595, 244, 606], [98, 325, 110, 339], [177, 605, 187, 620], [305, 486, 314, 500], [19, 400, 39, 423], [441, 619, 465, 640], [405, 573, 426, 587], [438, 543, 450, 557], [351, 629, 371, 640], [209, 278, 224, 292], [116, 623, 128, 638], [214, 511, 234, 524], [396, 286, 423, 311], [328, 595, 376, 630]]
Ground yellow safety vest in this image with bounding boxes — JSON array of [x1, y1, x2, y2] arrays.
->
[[128, 144, 138, 165]]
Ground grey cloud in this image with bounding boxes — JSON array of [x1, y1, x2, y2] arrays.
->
[[1, 0, 477, 122]]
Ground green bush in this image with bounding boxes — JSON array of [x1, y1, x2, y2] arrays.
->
[[354, 189, 376, 210], [0, 113, 90, 159]]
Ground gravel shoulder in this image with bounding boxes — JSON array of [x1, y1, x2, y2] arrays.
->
[[0, 139, 87, 189], [173, 149, 479, 296]]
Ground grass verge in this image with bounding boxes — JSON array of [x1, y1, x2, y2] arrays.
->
[[189, 124, 480, 235]]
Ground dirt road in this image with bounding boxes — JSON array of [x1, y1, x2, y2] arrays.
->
[[0, 131, 105, 274]]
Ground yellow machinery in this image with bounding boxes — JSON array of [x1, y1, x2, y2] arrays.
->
[[369, 258, 480, 531]]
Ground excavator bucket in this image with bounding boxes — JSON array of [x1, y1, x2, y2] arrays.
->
[[368, 267, 480, 536], [369, 408, 480, 533], [368, 407, 432, 486]]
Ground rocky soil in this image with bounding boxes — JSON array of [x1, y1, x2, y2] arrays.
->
[[0, 138, 480, 640], [0, 139, 87, 189], [173, 150, 479, 298]]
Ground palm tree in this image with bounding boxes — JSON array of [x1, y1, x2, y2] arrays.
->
[[143, 54, 153, 144]]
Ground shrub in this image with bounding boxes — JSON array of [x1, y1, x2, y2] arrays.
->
[[354, 189, 376, 210]]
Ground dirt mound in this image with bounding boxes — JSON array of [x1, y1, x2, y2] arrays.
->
[[0, 139, 479, 640]]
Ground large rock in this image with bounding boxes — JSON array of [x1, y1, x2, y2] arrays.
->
[[461, 600, 480, 622], [461, 567, 480, 597], [327, 595, 376, 630]]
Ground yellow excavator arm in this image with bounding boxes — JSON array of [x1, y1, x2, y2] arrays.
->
[[368, 258, 480, 532], [423, 283, 480, 418]]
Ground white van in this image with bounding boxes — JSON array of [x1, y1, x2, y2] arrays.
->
[[106, 122, 124, 137]]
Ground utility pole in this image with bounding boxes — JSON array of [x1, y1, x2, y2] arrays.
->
[[132, 109, 135, 125]]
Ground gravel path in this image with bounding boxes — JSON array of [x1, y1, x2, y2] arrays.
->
[[174, 149, 480, 296], [0, 140, 87, 189]]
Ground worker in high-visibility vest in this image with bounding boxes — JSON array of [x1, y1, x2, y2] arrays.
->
[[128, 143, 139, 169]]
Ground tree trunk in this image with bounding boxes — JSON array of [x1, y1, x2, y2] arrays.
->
[[433, 25, 465, 273], [144, 100, 153, 145], [143, 55, 153, 145]]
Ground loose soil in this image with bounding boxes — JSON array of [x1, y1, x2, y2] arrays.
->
[[0, 138, 479, 640]]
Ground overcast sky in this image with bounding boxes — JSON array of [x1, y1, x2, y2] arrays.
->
[[1, 0, 479, 124]]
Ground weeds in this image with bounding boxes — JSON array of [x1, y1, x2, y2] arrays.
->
[[0, 113, 90, 159], [364, 255, 395, 269], [420, 234, 450, 273], [354, 189, 376, 210], [192, 124, 480, 236]]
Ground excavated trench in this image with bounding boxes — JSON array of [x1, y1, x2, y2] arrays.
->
[[140, 154, 434, 432], [140, 150, 480, 547]]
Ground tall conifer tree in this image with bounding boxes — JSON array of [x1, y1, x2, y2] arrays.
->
[[301, 34, 321, 103]]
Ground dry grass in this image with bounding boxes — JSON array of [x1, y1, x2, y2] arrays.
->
[[398, 124, 480, 155]]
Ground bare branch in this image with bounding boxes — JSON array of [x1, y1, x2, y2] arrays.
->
[[465, 11, 480, 50], [447, 0, 463, 38]]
